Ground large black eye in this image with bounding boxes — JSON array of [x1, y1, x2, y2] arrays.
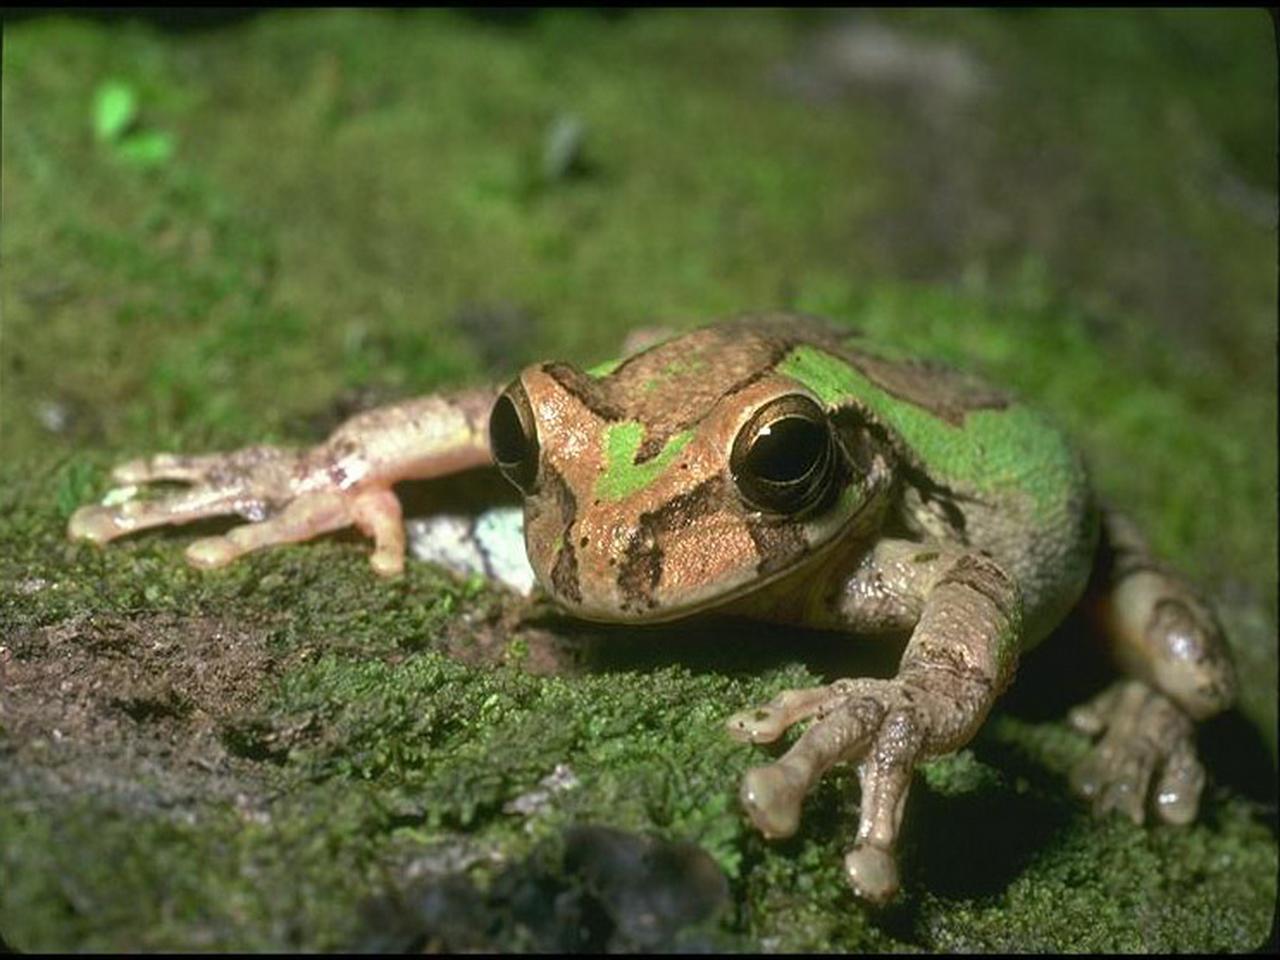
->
[[489, 383, 539, 492], [731, 395, 836, 515]]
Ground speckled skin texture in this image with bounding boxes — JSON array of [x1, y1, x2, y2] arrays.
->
[[68, 314, 1236, 904]]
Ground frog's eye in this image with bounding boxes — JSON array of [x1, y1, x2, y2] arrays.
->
[[730, 395, 836, 515], [489, 382, 539, 493]]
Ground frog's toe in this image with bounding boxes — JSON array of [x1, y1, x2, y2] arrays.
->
[[844, 843, 900, 906], [185, 536, 240, 570], [1152, 740, 1205, 825], [111, 453, 207, 485], [726, 705, 789, 744], [1066, 683, 1121, 736], [725, 684, 851, 744], [1068, 679, 1201, 827], [1094, 747, 1156, 825], [740, 763, 807, 838], [1067, 744, 1107, 801], [68, 504, 126, 544], [183, 492, 354, 571]]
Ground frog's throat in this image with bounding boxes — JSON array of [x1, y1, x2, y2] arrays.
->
[[555, 493, 879, 626]]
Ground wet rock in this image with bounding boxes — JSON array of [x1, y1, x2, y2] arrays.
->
[[352, 824, 734, 953]]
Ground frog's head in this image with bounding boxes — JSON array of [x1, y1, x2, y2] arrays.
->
[[488, 324, 883, 623]]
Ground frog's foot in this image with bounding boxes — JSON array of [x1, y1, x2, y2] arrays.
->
[[69, 446, 300, 543], [68, 447, 407, 577], [727, 678, 929, 905], [1067, 679, 1204, 826]]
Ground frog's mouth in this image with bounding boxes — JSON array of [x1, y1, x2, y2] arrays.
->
[[552, 494, 880, 627]]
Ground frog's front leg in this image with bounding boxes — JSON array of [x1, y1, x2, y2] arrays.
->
[[727, 541, 1020, 904], [68, 389, 497, 576]]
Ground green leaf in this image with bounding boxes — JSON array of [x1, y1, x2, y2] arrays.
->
[[93, 81, 137, 143], [117, 131, 175, 169]]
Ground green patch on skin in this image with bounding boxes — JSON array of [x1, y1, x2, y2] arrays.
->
[[780, 344, 1086, 521], [643, 357, 710, 393], [662, 357, 708, 378], [637, 358, 708, 394], [993, 599, 1023, 681], [594, 421, 694, 502], [586, 356, 624, 378]]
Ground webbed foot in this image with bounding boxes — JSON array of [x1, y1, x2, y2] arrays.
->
[[1068, 679, 1204, 825]]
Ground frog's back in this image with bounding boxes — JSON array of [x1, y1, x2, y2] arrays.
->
[[744, 315, 1098, 644]]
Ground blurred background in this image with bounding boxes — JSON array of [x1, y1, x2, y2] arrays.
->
[[1, 8, 1275, 952]]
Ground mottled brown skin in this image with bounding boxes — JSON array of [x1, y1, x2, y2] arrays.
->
[[68, 314, 1236, 904]]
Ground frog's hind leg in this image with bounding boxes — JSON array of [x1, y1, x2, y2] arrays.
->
[[1068, 508, 1236, 824]]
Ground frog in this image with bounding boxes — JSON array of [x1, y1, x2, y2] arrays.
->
[[67, 313, 1236, 904]]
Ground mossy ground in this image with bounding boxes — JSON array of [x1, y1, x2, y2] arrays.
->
[[1, 8, 1276, 951]]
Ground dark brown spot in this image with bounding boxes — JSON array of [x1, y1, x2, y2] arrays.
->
[[745, 513, 808, 577], [552, 541, 581, 605], [542, 362, 627, 422], [617, 535, 663, 611], [616, 476, 727, 609], [541, 466, 581, 604], [836, 345, 1011, 427], [937, 553, 1017, 618], [914, 641, 991, 689], [836, 406, 973, 541]]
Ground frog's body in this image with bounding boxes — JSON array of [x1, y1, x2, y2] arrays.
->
[[543, 319, 1096, 641], [69, 314, 1236, 904], [775, 336, 1097, 644]]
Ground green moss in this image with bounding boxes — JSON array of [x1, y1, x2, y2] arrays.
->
[[1, 7, 1274, 953]]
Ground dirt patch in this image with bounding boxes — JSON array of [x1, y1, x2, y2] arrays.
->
[[435, 598, 595, 678], [0, 612, 284, 817]]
